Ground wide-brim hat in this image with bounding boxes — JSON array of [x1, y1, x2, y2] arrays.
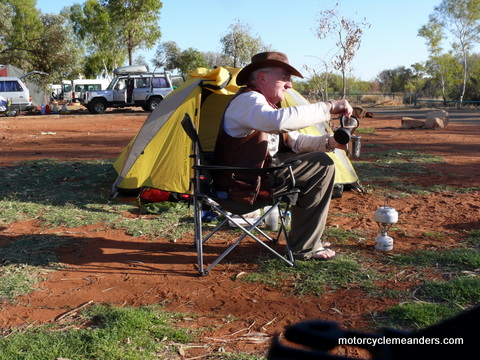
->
[[236, 51, 304, 86]]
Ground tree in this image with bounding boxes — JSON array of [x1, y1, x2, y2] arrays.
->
[[314, 3, 370, 99], [376, 66, 416, 93], [424, 52, 462, 101], [202, 51, 231, 69], [69, 0, 126, 77], [303, 59, 333, 101], [0, 0, 43, 69], [465, 53, 480, 100], [220, 19, 270, 67], [69, 0, 163, 76], [425, 0, 480, 104], [133, 54, 149, 71], [153, 43, 231, 75], [0, 3, 15, 55], [418, 16, 450, 101], [152, 41, 181, 71], [0, 1, 80, 85], [177, 48, 208, 76], [32, 14, 83, 85], [105, 0, 162, 65]]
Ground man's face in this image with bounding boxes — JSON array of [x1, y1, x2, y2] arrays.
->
[[260, 67, 293, 104]]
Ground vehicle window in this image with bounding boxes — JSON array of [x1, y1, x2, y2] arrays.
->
[[115, 79, 127, 90], [75, 84, 102, 91], [63, 84, 72, 92], [107, 78, 118, 90], [0, 80, 23, 92], [135, 78, 150, 88], [152, 77, 168, 88]]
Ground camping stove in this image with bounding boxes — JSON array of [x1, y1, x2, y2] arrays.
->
[[374, 206, 398, 251]]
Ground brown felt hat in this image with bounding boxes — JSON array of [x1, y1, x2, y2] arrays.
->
[[236, 51, 304, 85]]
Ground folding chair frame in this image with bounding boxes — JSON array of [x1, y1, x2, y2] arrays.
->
[[193, 196, 295, 275], [182, 114, 299, 275]]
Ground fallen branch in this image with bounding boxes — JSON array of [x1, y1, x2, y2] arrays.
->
[[54, 300, 94, 322]]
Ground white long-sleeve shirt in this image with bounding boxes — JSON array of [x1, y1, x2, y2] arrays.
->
[[223, 91, 332, 156]]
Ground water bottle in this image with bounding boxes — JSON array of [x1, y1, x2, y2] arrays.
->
[[264, 206, 279, 231], [285, 210, 291, 228]]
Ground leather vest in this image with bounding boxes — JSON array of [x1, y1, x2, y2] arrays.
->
[[213, 88, 273, 205]]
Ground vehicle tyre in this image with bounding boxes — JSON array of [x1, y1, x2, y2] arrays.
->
[[145, 97, 161, 112], [89, 99, 107, 114]]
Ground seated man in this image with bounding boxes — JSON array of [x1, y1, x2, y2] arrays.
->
[[213, 52, 353, 260]]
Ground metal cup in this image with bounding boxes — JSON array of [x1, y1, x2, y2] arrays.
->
[[347, 135, 361, 158]]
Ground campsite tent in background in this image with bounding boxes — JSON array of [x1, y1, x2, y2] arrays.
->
[[112, 66, 360, 197], [0, 64, 48, 106]]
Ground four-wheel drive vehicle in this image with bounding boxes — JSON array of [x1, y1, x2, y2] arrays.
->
[[79, 65, 174, 114], [0, 76, 32, 111]]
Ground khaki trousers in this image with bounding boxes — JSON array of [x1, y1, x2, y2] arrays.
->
[[273, 151, 336, 260]]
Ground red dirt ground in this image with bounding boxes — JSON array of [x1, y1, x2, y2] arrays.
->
[[0, 107, 479, 358]]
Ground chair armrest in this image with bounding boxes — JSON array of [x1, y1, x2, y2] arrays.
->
[[193, 159, 301, 175]]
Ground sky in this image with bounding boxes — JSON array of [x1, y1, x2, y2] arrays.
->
[[36, 0, 446, 81]]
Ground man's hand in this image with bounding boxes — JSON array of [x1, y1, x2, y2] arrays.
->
[[328, 99, 353, 118], [329, 136, 347, 151]]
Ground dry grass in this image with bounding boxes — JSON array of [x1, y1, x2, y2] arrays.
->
[[360, 94, 404, 106]]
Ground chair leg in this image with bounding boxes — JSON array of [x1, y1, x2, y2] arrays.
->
[[278, 203, 296, 265], [193, 196, 205, 274]]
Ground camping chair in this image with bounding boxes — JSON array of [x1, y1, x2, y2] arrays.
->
[[181, 113, 301, 275]]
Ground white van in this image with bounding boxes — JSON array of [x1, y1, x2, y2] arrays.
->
[[61, 79, 109, 102], [0, 76, 32, 111]]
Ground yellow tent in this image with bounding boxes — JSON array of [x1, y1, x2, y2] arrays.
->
[[112, 67, 360, 196]]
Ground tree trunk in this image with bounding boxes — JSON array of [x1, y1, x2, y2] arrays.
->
[[459, 50, 467, 107]]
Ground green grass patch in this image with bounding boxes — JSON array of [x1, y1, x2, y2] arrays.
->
[[372, 149, 445, 164], [383, 302, 460, 330], [421, 231, 446, 240], [382, 275, 480, 330], [356, 127, 376, 135], [0, 234, 74, 301], [391, 248, 480, 272], [0, 159, 122, 227], [243, 254, 375, 296], [466, 229, 480, 247], [0, 234, 73, 266], [0, 264, 49, 302], [0, 304, 195, 360], [378, 248, 480, 329], [355, 149, 444, 178], [323, 226, 366, 244], [0, 159, 114, 205], [122, 202, 193, 240], [0, 160, 193, 239], [419, 276, 480, 306], [362, 142, 383, 149]]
